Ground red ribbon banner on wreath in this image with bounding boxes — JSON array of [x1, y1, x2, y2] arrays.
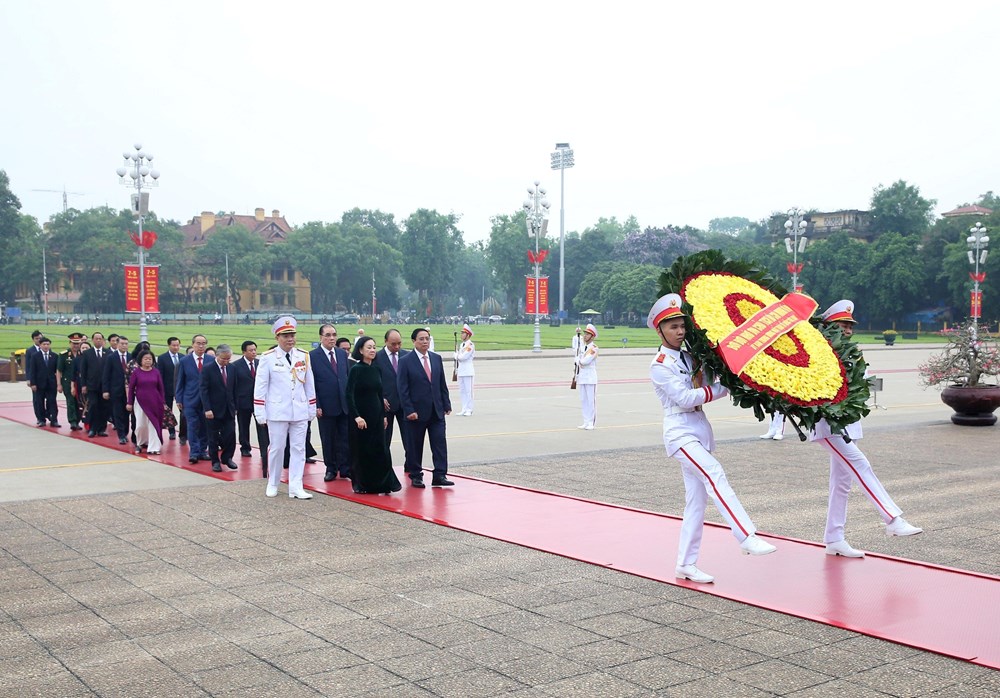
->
[[717, 293, 819, 375]]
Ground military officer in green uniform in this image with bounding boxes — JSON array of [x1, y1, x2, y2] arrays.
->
[[56, 332, 86, 431]]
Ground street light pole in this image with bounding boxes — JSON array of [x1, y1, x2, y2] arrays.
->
[[550, 143, 574, 320], [116, 143, 160, 343], [967, 221, 990, 342], [523, 181, 550, 353], [784, 208, 809, 291]]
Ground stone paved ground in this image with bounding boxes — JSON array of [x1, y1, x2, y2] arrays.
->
[[2, 418, 999, 697]]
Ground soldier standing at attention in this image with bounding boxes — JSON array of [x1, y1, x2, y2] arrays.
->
[[455, 323, 476, 416], [254, 316, 317, 499], [57, 332, 86, 431], [575, 323, 599, 429]]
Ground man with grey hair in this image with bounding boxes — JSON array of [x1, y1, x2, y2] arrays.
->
[[201, 343, 238, 473]]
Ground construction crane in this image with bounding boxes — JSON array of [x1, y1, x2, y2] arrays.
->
[[30, 187, 86, 212]]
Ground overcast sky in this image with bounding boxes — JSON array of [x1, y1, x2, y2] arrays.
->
[[3, 1, 998, 242]]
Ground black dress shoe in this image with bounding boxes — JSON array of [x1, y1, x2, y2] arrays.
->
[[36, 421, 45, 427], [118, 437, 127, 445], [97, 431, 108, 437], [87, 430, 96, 437], [70, 425, 82, 431], [432, 477, 455, 487], [339, 471, 351, 480], [226, 460, 239, 470], [305, 458, 317, 464], [188, 457, 199, 465], [410, 476, 425, 489], [323, 471, 335, 482], [198, 454, 212, 461], [211, 462, 223, 472], [50, 422, 62, 428], [169, 432, 176, 440], [179, 437, 187, 446], [241, 450, 252, 457]]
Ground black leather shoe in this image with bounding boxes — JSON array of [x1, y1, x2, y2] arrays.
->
[[240, 450, 252, 457], [36, 421, 45, 427], [169, 432, 176, 440], [410, 476, 425, 489], [87, 430, 96, 437], [70, 425, 82, 431], [211, 462, 223, 472], [198, 454, 212, 461], [50, 422, 62, 428], [305, 458, 317, 464], [432, 477, 455, 487], [97, 431, 108, 437], [323, 471, 336, 482], [226, 460, 239, 470], [118, 437, 127, 445], [188, 457, 199, 465], [339, 471, 351, 480]]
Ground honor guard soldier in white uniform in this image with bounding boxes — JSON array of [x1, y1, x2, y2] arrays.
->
[[648, 293, 776, 584], [575, 324, 599, 429], [254, 316, 317, 499], [810, 300, 922, 558], [455, 323, 475, 416]]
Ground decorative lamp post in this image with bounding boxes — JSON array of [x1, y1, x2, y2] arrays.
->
[[967, 221, 990, 341], [523, 181, 550, 353], [116, 143, 160, 342], [550, 143, 574, 320], [783, 208, 809, 291]]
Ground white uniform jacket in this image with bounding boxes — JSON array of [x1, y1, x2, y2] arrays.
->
[[650, 346, 729, 456], [455, 340, 475, 377], [576, 342, 598, 385], [253, 347, 317, 423]]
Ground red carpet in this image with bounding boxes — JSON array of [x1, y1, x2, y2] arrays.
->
[[3, 401, 998, 669]]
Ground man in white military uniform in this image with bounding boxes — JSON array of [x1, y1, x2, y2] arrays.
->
[[455, 323, 475, 416], [648, 293, 776, 584], [810, 300, 922, 558], [254, 316, 317, 499], [575, 324, 599, 429]]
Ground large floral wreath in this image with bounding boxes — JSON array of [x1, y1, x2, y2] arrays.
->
[[659, 250, 870, 437]]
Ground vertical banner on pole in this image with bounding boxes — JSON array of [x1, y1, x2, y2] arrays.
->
[[144, 266, 160, 314], [125, 264, 161, 313], [125, 265, 140, 312], [524, 277, 550, 315], [970, 290, 982, 319]]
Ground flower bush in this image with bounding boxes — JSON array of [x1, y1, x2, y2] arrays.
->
[[882, 329, 897, 337], [918, 323, 1000, 388]]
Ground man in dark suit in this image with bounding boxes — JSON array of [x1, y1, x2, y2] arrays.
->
[[374, 328, 409, 455], [310, 324, 350, 481], [175, 334, 214, 464], [156, 336, 183, 441], [200, 344, 238, 473], [102, 335, 131, 444], [397, 327, 454, 488], [28, 336, 60, 427], [231, 340, 262, 459], [78, 331, 109, 437], [23, 329, 42, 389]]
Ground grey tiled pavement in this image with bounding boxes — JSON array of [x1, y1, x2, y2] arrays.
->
[[2, 424, 999, 697], [2, 371, 1000, 695]]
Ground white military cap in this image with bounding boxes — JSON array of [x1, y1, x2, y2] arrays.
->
[[461, 323, 473, 337], [272, 316, 297, 335], [821, 300, 856, 324], [584, 323, 598, 339], [647, 293, 685, 329]]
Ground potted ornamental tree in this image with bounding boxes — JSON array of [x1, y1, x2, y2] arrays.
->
[[918, 323, 1000, 426], [882, 329, 897, 346]]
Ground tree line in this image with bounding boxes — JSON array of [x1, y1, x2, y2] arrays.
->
[[1, 170, 996, 329]]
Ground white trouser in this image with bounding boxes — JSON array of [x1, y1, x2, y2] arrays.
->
[[816, 436, 902, 544], [133, 402, 162, 452], [267, 419, 308, 493], [579, 384, 596, 426], [672, 441, 756, 566], [766, 413, 785, 436], [459, 376, 474, 413]]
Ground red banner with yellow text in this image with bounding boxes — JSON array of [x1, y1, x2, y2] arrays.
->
[[525, 276, 550, 315], [717, 293, 818, 375], [124, 264, 161, 313], [971, 290, 982, 319]]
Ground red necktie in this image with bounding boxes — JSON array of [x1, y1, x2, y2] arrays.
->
[[221, 365, 227, 385], [329, 350, 337, 370], [250, 360, 256, 379], [422, 354, 432, 381], [197, 356, 203, 372], [121, 354, 127, 372]]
